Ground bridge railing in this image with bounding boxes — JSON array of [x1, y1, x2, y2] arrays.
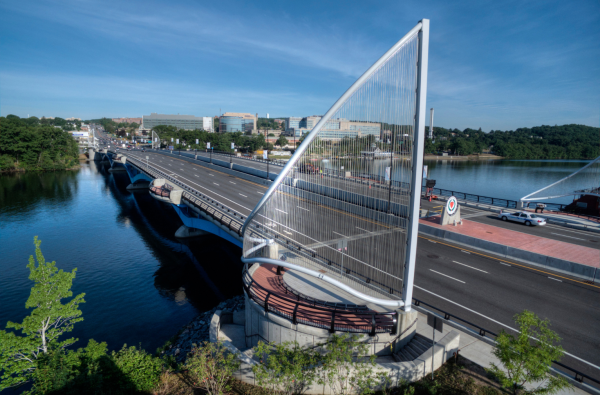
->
[[412, 298, 600, 391], [125, 156, 245, 236], [243, 263, 397, 336]]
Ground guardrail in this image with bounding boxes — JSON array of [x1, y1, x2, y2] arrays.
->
[[124, 155, 245, 236], [413, 298, 600, 391], [243, 264, 397, 336]]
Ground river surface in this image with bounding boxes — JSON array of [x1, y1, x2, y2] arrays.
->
[[321, 159, 591, 204], [0, 159, 587, 354], [0, 162, 243, 354]]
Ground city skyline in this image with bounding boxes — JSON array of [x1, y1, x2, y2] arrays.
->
[[0, 0, 598, 131]]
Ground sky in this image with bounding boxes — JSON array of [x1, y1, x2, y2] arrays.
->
[[0, 0, 598, 131]]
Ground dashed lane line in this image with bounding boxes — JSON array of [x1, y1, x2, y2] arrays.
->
[[429, 269, 465, 283], [452, 261, 488, 273], [239, 193, 247, 198]]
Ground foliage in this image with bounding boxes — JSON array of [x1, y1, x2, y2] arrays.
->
[[0, 115, 80, 171], [107, 344, 163, 392], [151, 126, 271, 152], [275, 135, 289, 147], [185, 341, 241, 395], [0, 237, 85, 390], [316, 334, 377, 395], [425, 124, 599, 159], [488, 310, 571, 395], [253, 340, 319, 395]]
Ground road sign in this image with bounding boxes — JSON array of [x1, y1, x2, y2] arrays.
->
[[231, 142, 235, 149], [385, 167, 391, 182], [423, 165, 428, 178], [171, 138, 174, 142], [176, 139, 179, 144], [446, 196, 458, 216], [196, 139, 199, 144], [263, 151, 268, 160], [207, 142, 211, 149]]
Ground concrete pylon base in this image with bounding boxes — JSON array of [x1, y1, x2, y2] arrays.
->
[[126, 182, 150, 191], [175, 225, 208, 239], [393, 309, 418, 353]]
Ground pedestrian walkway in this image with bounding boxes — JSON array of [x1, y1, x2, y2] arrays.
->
[[420, 216, 600, 268]]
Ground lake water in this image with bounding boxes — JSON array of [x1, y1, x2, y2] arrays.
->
[[322, 158, 591, 204], [0, 162, 243, 354], [0, 158, 587, 354]]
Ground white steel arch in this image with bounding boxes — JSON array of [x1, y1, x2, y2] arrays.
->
[[241, 19, 430, 311]]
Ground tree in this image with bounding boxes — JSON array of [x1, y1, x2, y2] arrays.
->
[[276, 135, 289, 147], [488, 310, 571, 395], [0, 237, 85, 390]]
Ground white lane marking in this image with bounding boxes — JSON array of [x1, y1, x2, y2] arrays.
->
[[332, 231, 347, 237], [297, 206, 310, 211], [429, 269, 465, 283], [213, 183, 219, 186], [239, 193, 247, 197], [230, 181, 236, 184], [276, 209, 288, 214], [194, 175, 199, 177], [545, 224, 599, 236], [413, 284, 600, 370], [498, 262, 511, 266], [414, 284, 600, 369], [356, 227, 369, 232], [209, 174, 214, 176], [548, 277, 562, 282], [283, 230, 293, 235], [550, 232, 586, 241], [461, 250, 470, 254], [452, 261, 488, 273], [257, 191, 264, 195], [429, 240, 437, 243], [180, 168, 184, 170]]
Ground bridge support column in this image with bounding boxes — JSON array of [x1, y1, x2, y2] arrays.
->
[[88, 148, 95, 161], [393, 309, 418, 353], [175, 225, 208, 239]]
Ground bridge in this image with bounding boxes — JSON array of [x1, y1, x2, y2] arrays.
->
[[87, 19, 600, 390]]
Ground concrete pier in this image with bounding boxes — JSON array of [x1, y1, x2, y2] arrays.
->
[[174, 225, 208, 238]]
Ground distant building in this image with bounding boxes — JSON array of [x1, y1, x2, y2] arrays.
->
[[284, 116, 381, 141], [113, 117, 142, 124], [219, 112, 256, 133], [142, 113, 213, 131], [66, 117, 82, 121]]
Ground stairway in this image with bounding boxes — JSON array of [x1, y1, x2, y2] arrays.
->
[[393, 334, 433, 362]]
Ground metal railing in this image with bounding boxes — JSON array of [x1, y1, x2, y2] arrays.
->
[[243, 264, 397, 336], [413, 298, 600, 390]]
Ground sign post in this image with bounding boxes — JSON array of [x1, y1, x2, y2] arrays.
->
[[263, 150, 269, 180], [427, 313, 444, 380]]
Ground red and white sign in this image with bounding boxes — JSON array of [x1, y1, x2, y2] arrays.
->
[[446, 196, 458, 215]]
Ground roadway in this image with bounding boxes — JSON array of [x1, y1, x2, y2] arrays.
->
[[121, 148, 600, 381], [134, 148, 600, 250]]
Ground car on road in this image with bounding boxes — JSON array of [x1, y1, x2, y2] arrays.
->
[[499, 211, 546, 226], [298, 163, 319, 174]]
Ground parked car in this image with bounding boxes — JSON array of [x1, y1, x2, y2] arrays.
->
[[498, 211, 546, 226]]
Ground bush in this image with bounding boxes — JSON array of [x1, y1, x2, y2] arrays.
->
[[107, 344, 163, 393], [185, 341, 240, 395], [253, 340, 319, 395]]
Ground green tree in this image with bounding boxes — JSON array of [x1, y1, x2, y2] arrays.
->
[[488, 310, 571, 395], [276, 135, 289, 147], [186, 341, 240, 395], [0, 237, 85, 390]]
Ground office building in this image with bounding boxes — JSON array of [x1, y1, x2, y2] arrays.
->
[[219, 112, 257, 133], [112, 117, 142, 124], [142, 113, 213, 131], [284, 116, 381, 141]]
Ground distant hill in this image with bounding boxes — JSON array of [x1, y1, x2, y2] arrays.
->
[[426, 124, 599, 159]]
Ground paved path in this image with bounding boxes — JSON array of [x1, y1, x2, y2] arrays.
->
[[420, 216, 600, 268]]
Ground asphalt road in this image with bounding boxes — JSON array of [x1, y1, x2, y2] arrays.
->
[[120, 149, 600, 382], [131, 148, 600, 250]]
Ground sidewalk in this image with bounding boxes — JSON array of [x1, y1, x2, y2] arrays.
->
[[419, 216, 600, 281], [414, 310, 597, 395]]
